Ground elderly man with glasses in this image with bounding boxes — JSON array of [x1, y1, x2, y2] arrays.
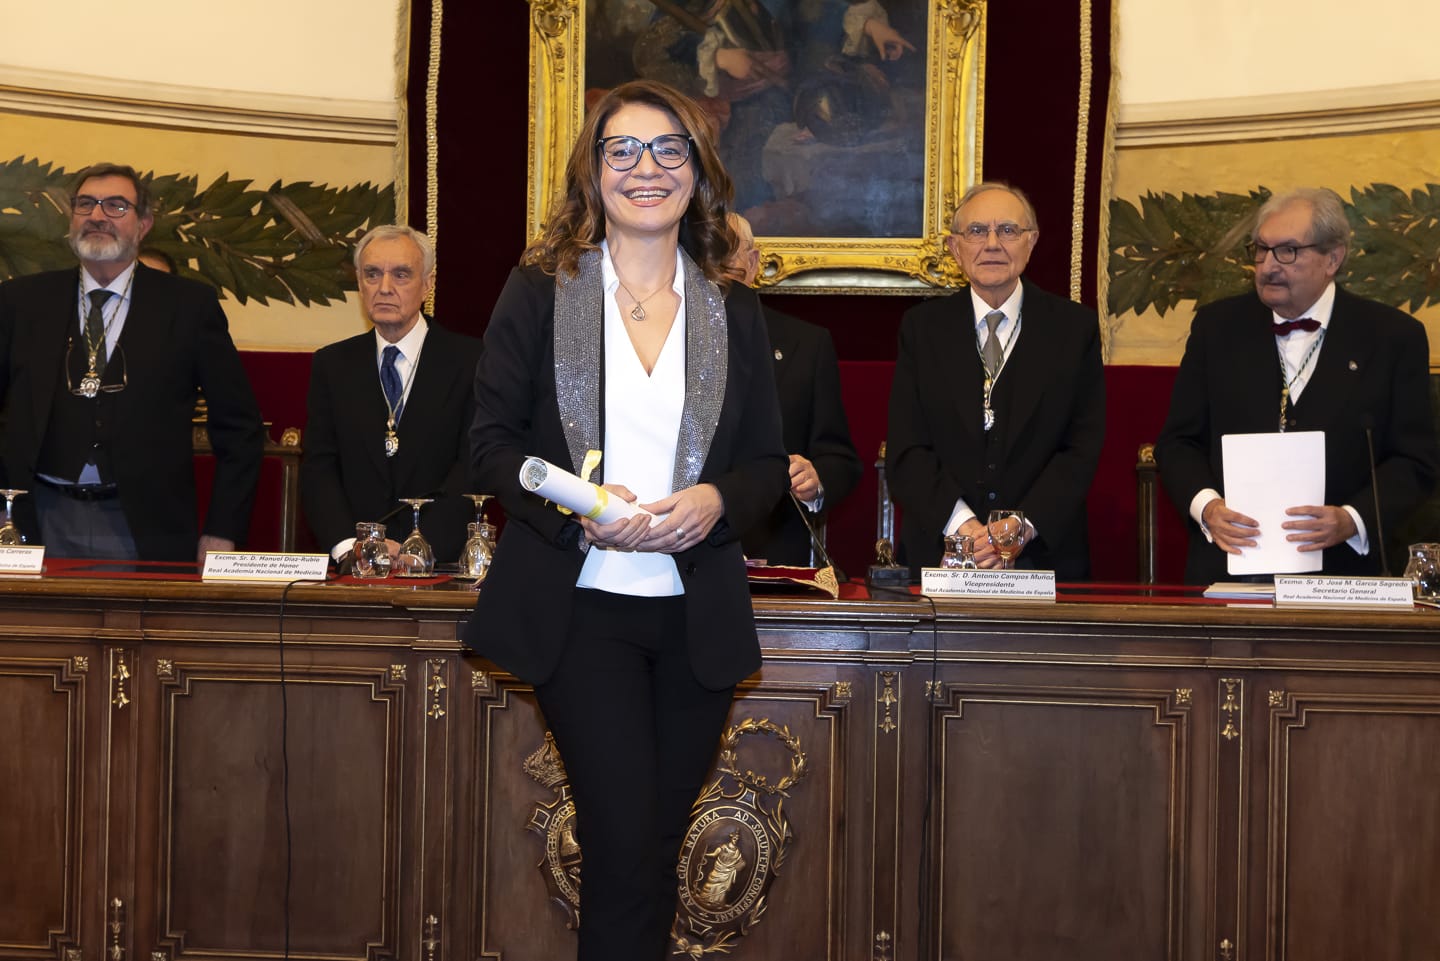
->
[[1156, 187, 1438, 583], [0, 162, 264, 562], [885, 181, 1106, 579]]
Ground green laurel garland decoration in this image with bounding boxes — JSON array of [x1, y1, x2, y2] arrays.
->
[[1108, 183, 1440, 318], [0, 156, 395, 306]]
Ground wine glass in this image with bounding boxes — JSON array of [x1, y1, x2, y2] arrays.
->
[[394, 498, 435, 577], [0, 489, 27, 546], [986, 510, 1027, 570], [465, 493, 493, 527], [456, 494, 497, 582], [459, 522, 496, 583]]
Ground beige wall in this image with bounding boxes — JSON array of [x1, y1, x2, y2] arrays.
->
[[1118, 0, 1440, 108], [0, 0, 401, 105]]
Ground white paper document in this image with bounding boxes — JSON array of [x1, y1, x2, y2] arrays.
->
[[518, 456, 653, 525], [1221, 431, 1325, 575]]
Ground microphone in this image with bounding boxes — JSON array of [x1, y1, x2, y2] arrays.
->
[[1363, 420, 1390, 576], [788, 491, 840, 575]]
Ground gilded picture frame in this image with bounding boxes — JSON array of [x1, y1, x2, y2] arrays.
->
[[526, 0, 984, 293]]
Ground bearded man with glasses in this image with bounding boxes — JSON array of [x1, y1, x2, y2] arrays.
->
[[0, 162, 264, 563], [1157, 187, 1438, 583], [885, 181, 1106, 579]]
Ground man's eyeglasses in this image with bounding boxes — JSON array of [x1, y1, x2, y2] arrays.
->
[[72, 195, 137, 219], [597, 135, 693, 172], [1246, 241, 1321, 265], [954, 222, 1035, 245]]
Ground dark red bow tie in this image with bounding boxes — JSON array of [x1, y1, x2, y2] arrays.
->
[[1273, 317, 1320, 336]]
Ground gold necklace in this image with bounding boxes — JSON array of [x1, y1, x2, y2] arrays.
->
[[615, 273, 673, 322]]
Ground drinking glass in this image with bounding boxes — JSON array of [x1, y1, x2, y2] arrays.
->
[[1404, 543, 1440, 601], [394, 498, 435, 577], [0, 489, 26, 546], [352, 522, 392, 578], [941, 533, 977, 570], [986, 510, 1027, 570]]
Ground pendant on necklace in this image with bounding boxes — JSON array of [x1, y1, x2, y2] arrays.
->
[[385, 429, 400, 458], [78, 369, 101, 400], [630, 303, 646, 322], [983, 407, 996, 432]]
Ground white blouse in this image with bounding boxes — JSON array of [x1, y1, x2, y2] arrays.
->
[[576, 243, 688, 596]]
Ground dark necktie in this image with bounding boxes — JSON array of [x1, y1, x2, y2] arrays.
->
[[1273, 317, 1320, 336], [86, 289, 113, 375], [381, 345, 404, 421], [982, 310, 1005, 375]]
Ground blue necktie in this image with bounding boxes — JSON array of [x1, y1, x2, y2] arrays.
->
[[381, 345, 404, 421]]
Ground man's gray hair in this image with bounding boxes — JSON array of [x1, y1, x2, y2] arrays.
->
[[1254, 187, 1350, 264], [951, 181, 1039, 232], [353, 224, 436, 275]]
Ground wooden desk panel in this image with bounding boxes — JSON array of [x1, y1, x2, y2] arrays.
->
[[2, 580, 1439, 961]]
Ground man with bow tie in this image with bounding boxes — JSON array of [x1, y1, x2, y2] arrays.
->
[[1156, 187, 1438, 583]]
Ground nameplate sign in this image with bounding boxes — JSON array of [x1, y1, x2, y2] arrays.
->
[[202, 552, 330, 583], [0, 545, 45, 575], [920, 568, 1056, 601], [1273, 575, 1414, 609]]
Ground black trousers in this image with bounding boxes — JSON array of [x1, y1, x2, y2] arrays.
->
[[534, 587, 736, 961], [33, 483, 138, 559]]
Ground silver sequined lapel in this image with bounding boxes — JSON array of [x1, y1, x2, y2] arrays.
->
[[553, 250, 605, 476], [551, 247, 728, 489], [675, 250, 728, 491]]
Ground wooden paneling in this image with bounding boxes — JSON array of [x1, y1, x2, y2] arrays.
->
[[0, 645, 94, 959], [1253, 677, 1440, 961], [929, 681, 1193, 960], [134, 647, 413, 960], [4, 580, 1440, 961]]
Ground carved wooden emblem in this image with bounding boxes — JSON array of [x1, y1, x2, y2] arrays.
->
[[523, 733, 583, 928], [522, 717, 808, 956]]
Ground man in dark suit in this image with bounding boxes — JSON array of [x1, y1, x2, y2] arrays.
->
[[727, 214, 862, 567], [0, 162, 264, 562], [301, 225, 482, 565], [1156, 187, 1437, 584], [886, 182, 1105, 579]]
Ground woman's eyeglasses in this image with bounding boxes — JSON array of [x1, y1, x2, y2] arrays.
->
[[596, 135, 693, 172]]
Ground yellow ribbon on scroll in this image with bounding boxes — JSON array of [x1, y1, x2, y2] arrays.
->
[[554, 449, 603, 516]]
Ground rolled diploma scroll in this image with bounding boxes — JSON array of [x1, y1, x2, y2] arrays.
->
[[519, 456, 654, 525]]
